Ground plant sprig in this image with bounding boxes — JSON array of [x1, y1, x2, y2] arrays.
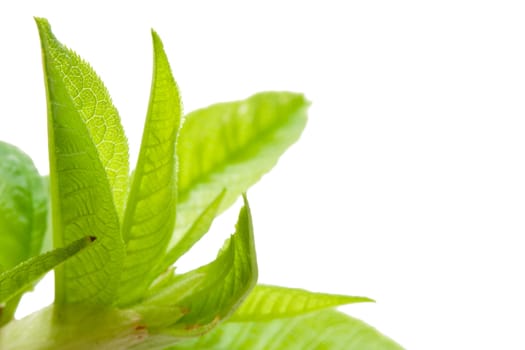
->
[[0, 18, 403, 349]]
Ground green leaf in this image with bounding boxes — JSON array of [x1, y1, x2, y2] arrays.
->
[[0, 295, 22, 327], [140, 194, 257, 336], [0, 141, 48, 324], [170, 309, 404, 350], [158, 190, 225, 274], [0, 141, 47, 269], [132, 304, 185, 329], [34, 19, 129, 218], [35, 18, 126, 305], [0, 236, 94, 304], [39, 176, 53, 254], [117, 30, 182, 306], [145, 191, 225, 297], [230, 284, 373, 322], [171, 92, 308, 249], [132, 212, 233, 331]]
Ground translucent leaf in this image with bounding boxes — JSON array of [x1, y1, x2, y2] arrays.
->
[[170, 310, 404, 350], [131, 304, 184, 329], [117, 30, 182, 306], [140, 195, 257, 336], [145, 191, 225, 301], [36, 18, 126, 305], [33, 19, 129, 218], [171, 92, 308, 248], [158, 190, 225, 274], [0, 236, 94, 304], [230, 284, 373, 322]]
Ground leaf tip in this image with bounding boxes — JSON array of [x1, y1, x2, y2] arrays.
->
[[33, 16, 48, 25], [342, 295, 375, 304], [34, 17, 50, 32], [34, 17, 56, 47], [150, 28, 163, 49]]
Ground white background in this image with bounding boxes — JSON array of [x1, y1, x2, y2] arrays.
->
[[1, 1, 525, 349]]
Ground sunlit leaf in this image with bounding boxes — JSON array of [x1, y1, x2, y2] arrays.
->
[[158, 190, 225, 275], [171, 92, 308, 248], [170, 309, 403, 350], [118, 30, 182, 306], [0, 236, 94, 304], [36, 18, 126, 305], [140, 195, 257, 336], [230, 284, 373, 322], [0, 18, 405, 350]]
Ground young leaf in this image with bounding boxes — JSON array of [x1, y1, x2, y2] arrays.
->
[[0, 295, 21, 327], [144, 191, 225, 302], [34, 20, 129, 218], [157, 190, 225, 274], [170, 309, 403, 350], [131, 304, 185, 329], [229, 284, 373, 322], [0, 236, 94, 304], [36, 18, 126, 305], [0, 141, 47, 270], [0, 141, 48, 324], [117, 30, 182, 306], [136, 268, 209, 331], [39, 176, 53, 254], [140, 194, 257, 335], [171, 92, 308, 248]]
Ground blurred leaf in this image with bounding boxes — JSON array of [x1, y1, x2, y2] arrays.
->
[[230, 284, 373, 322], [0, 141, 47, 324], [172, 92, 308, 248], [170, 309, 404, 350], [0, 236, 94, 304]]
